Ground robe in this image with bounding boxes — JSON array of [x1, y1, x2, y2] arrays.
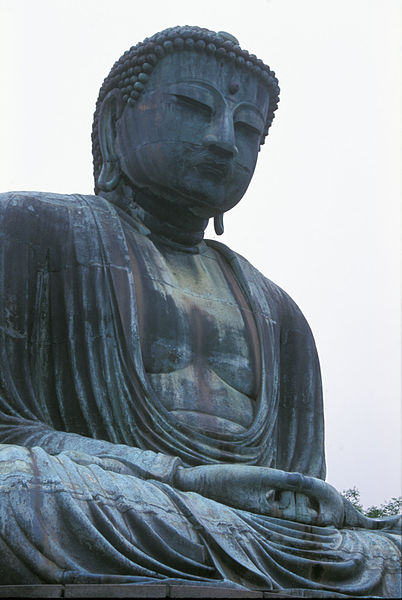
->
[[0, 191, 400, 596]]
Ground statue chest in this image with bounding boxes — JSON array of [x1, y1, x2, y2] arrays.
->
[[131, 241, 260, 435]]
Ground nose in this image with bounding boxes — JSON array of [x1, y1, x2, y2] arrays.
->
[[202, 110, 238, 159]]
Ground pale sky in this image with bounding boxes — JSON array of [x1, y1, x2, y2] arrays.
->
[[1, 0, 401, 508]]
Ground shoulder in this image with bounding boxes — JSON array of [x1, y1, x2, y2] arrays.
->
[[0, 191, 120, 270], [0, 191, 114, 240], [207, 238, 313, 333], [0, 190, 111, 220]]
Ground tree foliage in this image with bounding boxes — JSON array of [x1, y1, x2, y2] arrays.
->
[[342, 486, 402, 518]]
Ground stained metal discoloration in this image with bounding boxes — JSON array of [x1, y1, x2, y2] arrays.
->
[[0, 22, 400, 596]]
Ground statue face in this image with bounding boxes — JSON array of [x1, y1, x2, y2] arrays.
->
[[115, 51, 270, 218]]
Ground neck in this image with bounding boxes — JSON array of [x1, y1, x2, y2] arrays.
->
[[133, 187, 209, 252], [100, 179, 209, 253]]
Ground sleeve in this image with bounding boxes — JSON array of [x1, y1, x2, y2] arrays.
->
[[275, 286, 326, 480], [0, 191, 182, 484]]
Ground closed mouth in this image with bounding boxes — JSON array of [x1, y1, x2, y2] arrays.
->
[[196, 160, 231, 179]]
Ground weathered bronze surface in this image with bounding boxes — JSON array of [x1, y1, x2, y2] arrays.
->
[[0, 26, 400, 596], [0, 583, 304, 598]]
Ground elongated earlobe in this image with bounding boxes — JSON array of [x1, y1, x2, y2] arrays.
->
[[214, 214, 224, 235], [97, 160, 121, 192], [97, 90, 124, 193]]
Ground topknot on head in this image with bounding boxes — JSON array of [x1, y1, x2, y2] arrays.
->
[[92, 25, 280, 191], [217, 31, 239, 45]]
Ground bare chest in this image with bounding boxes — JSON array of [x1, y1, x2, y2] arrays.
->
[[132, 241, 260, 434]]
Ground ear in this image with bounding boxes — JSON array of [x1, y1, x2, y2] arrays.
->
[[97, 90, 125, 192], [214, 214, 224, 235]]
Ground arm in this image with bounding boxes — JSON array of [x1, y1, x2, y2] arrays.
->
[[174, 464, 400, 530], [0, 192, 181, 485], [174, 463, 345, 527], [0, 414, 182, 484]]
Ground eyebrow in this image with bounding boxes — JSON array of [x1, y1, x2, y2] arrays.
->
[[234, 102, 266, 123], [164, 79, 220, 93], [149, 79, 267, 120], [166, 82, 215, 99], [170, 82, 267, 121]]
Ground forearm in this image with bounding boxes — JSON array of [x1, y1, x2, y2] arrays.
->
[[0, 417, 182, 484], [174, 463, 345, 526], [174, 463, 291, 512]]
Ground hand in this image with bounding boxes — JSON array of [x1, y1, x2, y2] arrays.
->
[[174, 463, 345, 527]]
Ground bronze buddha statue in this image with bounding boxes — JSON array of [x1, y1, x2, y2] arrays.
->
[[0, 26, 400, 596]]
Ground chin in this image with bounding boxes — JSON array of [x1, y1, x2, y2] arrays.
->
[[186, 196, 230, 219], [179, 181, 238, 217]]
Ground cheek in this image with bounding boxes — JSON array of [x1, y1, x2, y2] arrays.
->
[[123, 142, 191, 190], [235, 144, 260, 179], [130, 145, 172, 179]]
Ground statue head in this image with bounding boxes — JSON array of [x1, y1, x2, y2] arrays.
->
[[92, 26, 280, 231]]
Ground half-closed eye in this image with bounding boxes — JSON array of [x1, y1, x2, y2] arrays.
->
[[234, 108, 264, 136], [171, 94, 213, 118]]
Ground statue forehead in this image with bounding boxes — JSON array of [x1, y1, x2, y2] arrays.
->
[[143, 50, 270, 109]]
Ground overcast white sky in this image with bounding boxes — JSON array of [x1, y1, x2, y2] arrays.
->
[[1, 0, 401, 508]]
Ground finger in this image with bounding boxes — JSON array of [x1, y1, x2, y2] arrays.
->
[[278, 491, 295, 511], [295, 492, 317, 523]]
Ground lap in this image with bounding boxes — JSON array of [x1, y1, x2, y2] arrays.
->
[[0, 443, 215, 583], [0, 443, 400, 597]]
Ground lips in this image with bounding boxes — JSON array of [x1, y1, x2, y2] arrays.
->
[[196, 159, 231, 179]]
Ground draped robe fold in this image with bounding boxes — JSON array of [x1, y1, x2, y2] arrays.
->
[[0, 191, 400, 596]]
